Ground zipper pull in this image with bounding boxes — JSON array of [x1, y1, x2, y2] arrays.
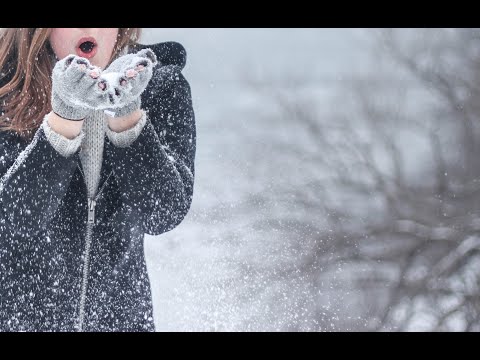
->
[[88, 198, 96, 224]]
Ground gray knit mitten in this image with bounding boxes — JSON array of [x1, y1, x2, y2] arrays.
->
[[100, 48, 158, 118], [51, 55, 107, 121]]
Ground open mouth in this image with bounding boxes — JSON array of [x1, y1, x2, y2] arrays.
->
[[76, 37, 98, 59]]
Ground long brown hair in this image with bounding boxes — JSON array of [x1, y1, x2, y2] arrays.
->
[[0, 28, 142, 141]]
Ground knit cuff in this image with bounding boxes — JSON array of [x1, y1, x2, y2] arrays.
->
[[105, 111, 147, 148], [113, 97, 141, 118], [41, 116, 85, 158], [51, 92, 88, 121]]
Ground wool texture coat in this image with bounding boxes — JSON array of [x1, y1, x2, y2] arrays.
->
[[0, 42, 196, 331]]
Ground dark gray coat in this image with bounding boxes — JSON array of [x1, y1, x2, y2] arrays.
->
[[0, 42, 196, 331]]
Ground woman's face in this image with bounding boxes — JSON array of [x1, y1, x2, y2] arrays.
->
[[49, 28, 119, 68]]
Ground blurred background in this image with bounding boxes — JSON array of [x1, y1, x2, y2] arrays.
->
[[140, 29, 480, 331]]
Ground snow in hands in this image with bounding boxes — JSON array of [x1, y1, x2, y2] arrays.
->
[[53, 48, 158, 119]]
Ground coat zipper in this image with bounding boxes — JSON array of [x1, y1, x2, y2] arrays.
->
[[76, 163, 113, 332]]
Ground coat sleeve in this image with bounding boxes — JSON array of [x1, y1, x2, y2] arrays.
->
[[104, 60, 196, 236], [0, 127, 80, 239]]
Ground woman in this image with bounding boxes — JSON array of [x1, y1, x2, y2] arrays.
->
[[0, 28, 196, 331]]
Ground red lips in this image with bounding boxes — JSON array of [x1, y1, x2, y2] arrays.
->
[[76, 37, 98, 59]]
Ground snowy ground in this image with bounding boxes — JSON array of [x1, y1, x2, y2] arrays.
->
[[139, 29, 374, 331]]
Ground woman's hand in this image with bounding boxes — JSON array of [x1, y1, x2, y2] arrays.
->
[[99, 48, 158, 117], [51, 55, 106, 121]]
